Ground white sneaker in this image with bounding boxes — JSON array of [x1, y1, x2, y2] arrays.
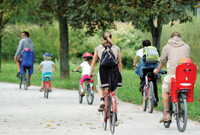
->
[[115, 121, 119, 126], [98, 101, 105, 112]]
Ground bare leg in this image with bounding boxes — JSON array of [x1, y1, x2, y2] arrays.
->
[[29, 75, 31, 81], [162, 92, 170, 112], [42, 81, 45, 88], [79, 83, 84, 90], [16, 62, 21, 72], [98, 88, 105, 99]]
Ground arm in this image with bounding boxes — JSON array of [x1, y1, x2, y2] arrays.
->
[[117, 50, 122, 73], [38, 65, 42, 71], [154, 63, 164, 74], [90, 51, 98, 76], [52, 64, 57, 71], [73, 66, 81, 72], [133, 55, 140, 67], [15, 40, 23, 57]]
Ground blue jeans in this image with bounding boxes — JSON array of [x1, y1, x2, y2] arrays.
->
[[135, 60, 160, 78]]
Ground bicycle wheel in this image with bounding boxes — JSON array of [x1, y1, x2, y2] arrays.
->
[[86, 84, 94, 105], [19, 74, 22, 89], [101, 109, 107, 130], [24, 69, 29, 90], [44, 88, 46, 98], [78, 86, 83, 103], [176, 93, 187, 132], [46, 88, 49, 99], [148, 81, 154, 113], [109, 97, 115, 134], [143, 86, 147, 111]]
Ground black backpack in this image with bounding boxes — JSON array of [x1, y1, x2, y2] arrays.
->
[[100, 45, 118, 68]]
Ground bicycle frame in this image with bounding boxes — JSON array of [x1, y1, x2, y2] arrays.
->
[[83, 80, 94, 94], [103, 89, 116, 122], [44, 78, 50, 92]]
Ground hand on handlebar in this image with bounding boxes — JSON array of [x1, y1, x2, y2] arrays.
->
[[89, 74, 94, 79], [133, 64, 137, 68], [153, 68, 158, 74]]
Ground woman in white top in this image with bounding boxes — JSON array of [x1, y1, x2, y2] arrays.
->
[[73, 53, 93, 96]]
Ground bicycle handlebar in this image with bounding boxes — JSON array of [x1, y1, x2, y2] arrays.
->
[[72, 70, 82, 73], [72, 70, 97, 76], [159, 70, 167, 74]]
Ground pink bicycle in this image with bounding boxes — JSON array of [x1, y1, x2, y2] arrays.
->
[[101, 88, 116, 134]]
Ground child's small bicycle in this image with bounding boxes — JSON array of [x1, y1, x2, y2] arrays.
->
[[43, 75, 51, 99], [101, 88, 117, 134], [73, 70, 96, 105]]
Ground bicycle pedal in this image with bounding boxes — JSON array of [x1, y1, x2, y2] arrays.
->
[[165, 120, 171, 123]]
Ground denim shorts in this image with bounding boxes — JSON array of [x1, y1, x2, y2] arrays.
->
[[42, 72, 53, 81]]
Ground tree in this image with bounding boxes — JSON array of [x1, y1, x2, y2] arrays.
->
[[121, 0, 200, 54], [35, 0, 70, 79], [68, 0, 200, 54], [0, 0, 29, 71], [35, 0, 123, 78]]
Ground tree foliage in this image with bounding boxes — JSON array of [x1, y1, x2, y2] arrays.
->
[[0, 0, 33, 71]]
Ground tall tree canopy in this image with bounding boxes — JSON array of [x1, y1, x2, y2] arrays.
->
[[121, 0, 200, 54], [0, 0, 31, 71], [68, 0, 200, 54]]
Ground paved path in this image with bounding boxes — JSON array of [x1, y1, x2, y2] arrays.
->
[[0, 82, 199, 135]]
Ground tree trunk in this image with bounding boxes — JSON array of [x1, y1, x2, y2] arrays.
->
[[151, 27, 162, 55], [0, 11, 2, 72], [57, 1, 69, 79], [149, 18, 162, 55]]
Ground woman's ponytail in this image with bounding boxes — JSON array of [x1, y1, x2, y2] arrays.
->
[[102, 31, 113, 46]]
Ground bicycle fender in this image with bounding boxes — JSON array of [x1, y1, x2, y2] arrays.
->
[[181, 92, 187, 99]]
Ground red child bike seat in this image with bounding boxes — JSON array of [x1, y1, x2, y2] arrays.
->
[[170, 62, 197, 102]]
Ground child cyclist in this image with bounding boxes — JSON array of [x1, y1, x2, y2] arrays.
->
[[38, 53, 57, 92], [73, 53, 93, 96]]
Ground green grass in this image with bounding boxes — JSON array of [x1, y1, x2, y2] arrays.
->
[[1, 62, 200, 122]]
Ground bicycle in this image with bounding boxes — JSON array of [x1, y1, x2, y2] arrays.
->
[[19, 51, 34, 90], [163, 62, 197, 132], [43, 75, 51, 99], [142, 68, 159, 113], [72, 70, 96, 105], [19, 67, 30, 90], [101, 88, 117, 134]]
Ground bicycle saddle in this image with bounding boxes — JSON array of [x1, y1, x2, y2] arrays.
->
[[84, 78, 91, 81], [44, 75, 51, 78]]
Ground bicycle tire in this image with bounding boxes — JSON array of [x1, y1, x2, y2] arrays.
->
[[101, 109, 107, 130], [148, 81, 154, 113], [44, 88, 46, 98], [176, 94, 187, 132], [46, 88, 49, 99], [79, 85, 83, 103], [24, 69, 29, 90], [86, 84, 94, 105], [19, 74, 22, 89], [143, 86, 147, 111], [109, 97, 115, 134]]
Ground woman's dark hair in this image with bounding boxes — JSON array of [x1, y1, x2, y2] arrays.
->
[[22, 31, 30, 37], [142, 40, 151, 47]]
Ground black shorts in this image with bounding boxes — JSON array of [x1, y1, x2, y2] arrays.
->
[[17, 54, 22, 62]]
